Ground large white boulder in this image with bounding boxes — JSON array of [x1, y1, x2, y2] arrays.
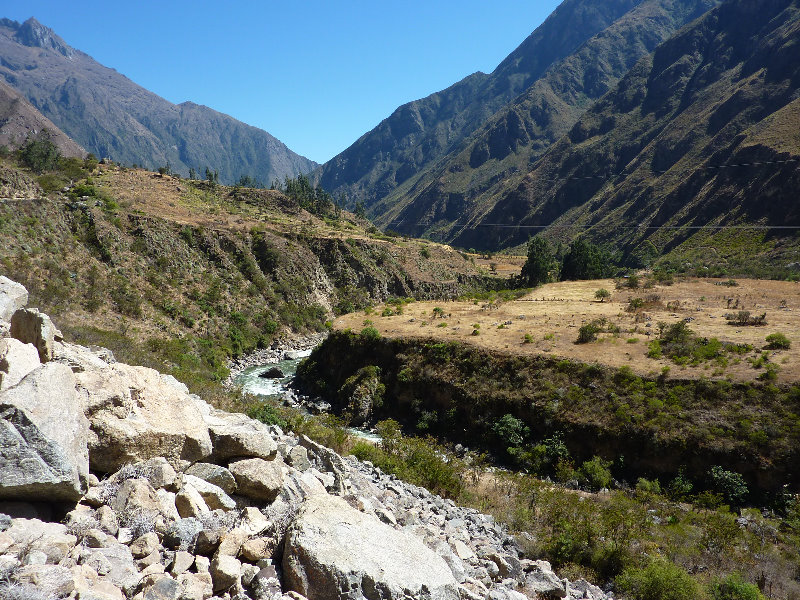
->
[[75, 363, 212, 473], [0, 276, 28, 323], [283, 494, 459, 600], [0, 363, 89, 501], [0, 338, 40, 390], [9, 307, 61, 362]]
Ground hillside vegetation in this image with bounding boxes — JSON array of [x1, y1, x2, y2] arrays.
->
[[0, 153, 496, 403], [444, 0, 800, 268], [317, 0, 717, 211]]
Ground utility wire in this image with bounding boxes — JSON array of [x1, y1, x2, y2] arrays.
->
[[385, 156, 800, 230]]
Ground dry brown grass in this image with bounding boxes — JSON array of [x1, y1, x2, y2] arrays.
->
[[337, 277, 800, 383]]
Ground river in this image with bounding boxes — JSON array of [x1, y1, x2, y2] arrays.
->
[[232, 349, 381, 443]]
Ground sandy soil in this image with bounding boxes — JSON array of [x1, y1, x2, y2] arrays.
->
[[336, 277, 800, 383]]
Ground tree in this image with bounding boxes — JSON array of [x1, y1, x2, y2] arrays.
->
[[595, 288, 611, 302], [521, 236, 554, 286], [560, 238, 613, 281], [19, 130, 61, 173], [188, 167, 197, 180]]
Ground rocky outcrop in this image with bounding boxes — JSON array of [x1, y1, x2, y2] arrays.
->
[[0, 363, 89, 501], [0, 275, 27, 323], [0, 338, 40, 390], [284, 494, 459, 600], [9, 307, 61, 362], [0, 276, 609, 600]]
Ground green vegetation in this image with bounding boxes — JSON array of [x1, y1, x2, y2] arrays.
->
[[520, 236, 554, 286], [296, 331, 800, 505], [594, 288, 610, 302], [765, 332, 791, 350]]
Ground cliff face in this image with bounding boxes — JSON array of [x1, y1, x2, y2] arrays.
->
[[0, 79, 85, 157], [296, 331, 800, 497]]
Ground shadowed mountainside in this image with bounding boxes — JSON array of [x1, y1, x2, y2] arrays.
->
[[450, 0, 800, 264], [0, 79, 84, 157]]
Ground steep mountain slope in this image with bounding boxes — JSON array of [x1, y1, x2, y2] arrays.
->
[[0, 17, 316, 184], [316, 0, 652, 206], [0, 79, 85, 157], [376, 0, 720, 240], [454, 0, 800, 266]]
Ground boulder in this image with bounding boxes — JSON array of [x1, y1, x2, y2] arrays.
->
[[180, 475, 236, 512], [0, 276, 28, 322], [175, 484, 210, 519], [259, 366, 285, 379], [185, 463, 237, 495], [0, 363, 89, 501], [229, 458, 285, 503], [210, 554, 242, 592], [283, 494, 459, 600], [203, 409, 278, 461], [522, 560, 567, 599], [76, 363, 212, 473], [0, 338, 40, 390], [9, 307, 61, 362], [53, 340, 114, 373]]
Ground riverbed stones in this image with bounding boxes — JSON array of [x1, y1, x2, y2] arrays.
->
[[283, 494, 459, 600], [0, 362, 89, 501], [76, 363, 212, 473], [228, 458, 285, 503]]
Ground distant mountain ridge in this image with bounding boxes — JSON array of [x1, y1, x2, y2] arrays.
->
[[0, 17, 316, 184], [0, 79, 85, 157], [449, 0, 800, 261], [316, 0, 720, 227]]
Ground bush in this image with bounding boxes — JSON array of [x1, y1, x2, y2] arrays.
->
[[579, 456, 612, 491], [360, 326, 381, 341], [617, 559, 700, 600], [595, 288, 611, 302], [707, 573, 765, 600], [765, 332, 790, 350], [576, 323, 600, 344], [709, 465, 748, 506], [247, 401, 288, 429]]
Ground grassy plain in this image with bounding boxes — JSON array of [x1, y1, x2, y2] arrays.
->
[[337, 277, 800, 383]]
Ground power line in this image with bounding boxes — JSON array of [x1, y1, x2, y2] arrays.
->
[[385, 156, 800, 230]]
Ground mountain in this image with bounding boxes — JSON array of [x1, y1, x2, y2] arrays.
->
[[0, 17, 316, 184], [450, 0, 800, 265], [0, 78, 84, 157], [316, 0, 719, 224]]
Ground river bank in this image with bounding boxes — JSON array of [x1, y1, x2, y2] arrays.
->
[[224, 331, 328, 386]]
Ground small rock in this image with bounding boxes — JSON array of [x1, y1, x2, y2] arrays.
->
[[130, 532, 160, 559], [185, 463, 237, 495], [210, 554, 242, 593]]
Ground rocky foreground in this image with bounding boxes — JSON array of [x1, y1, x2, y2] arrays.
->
[[0, 275, 608, 600]]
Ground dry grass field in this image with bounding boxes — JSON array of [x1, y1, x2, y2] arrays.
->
[[336, 277, 800, 383]]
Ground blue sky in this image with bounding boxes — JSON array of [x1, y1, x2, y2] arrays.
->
[[6, 1, 562, 164]]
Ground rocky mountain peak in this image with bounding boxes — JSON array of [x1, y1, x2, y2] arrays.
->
[[13, 17, 73, 58]]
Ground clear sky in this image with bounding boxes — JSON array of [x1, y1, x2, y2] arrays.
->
[[5, 1, 563, 164]]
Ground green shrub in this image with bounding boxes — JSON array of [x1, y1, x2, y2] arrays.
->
[[523, 333, 534, 344], [576, 323, 600, 344], [707, 573, 765, 600], [765, 332, 790, 350], [247, 401, 288, 429], [595, 288, 611, 302], [709, 466, 748, 506], [579, 456, 613, 491], [360, 326, 381, 341], [617, 559, 700, 600]]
